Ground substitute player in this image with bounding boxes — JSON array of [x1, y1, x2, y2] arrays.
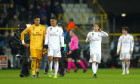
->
[[21, 15, 46, 78], [117, 27, 134, 75], [44, 17, 64, 78], [86, 23, 108, 78]]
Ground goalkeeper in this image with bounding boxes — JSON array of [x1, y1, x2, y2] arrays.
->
[[21, 15, 46, 78]]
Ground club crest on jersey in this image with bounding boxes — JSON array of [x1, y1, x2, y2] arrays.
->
[[40, 29, 42, 31], [33, 27, 35, 31], [50, 28, 52, 31], [92, 33, 94, 35], [57, 30, 59, 32]]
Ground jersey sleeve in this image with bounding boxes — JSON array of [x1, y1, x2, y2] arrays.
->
[[44, 27, 49, 45], [117, 36, 122, 52], [21, 26, 30, 44], [60, 28, 64, 47], [130, 36, 134, 51], [100, 31, 108, 37], [86, 32, 90, 43]]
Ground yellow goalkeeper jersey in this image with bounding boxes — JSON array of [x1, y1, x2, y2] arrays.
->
[[21, 24, 46, 49]]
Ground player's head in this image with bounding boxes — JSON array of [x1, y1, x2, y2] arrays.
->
[[70, 29, 76, 37], [93, 23, 100, 31], [50, 17, 57, 26], [122, 27, 129, 34], [34, 15, 40, 26]]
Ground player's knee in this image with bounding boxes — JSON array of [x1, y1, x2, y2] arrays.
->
[[32, 57, 37, 62], [54, 58, 59, 62], [92, 61, 96, 63], [48, 56, 53, 61]]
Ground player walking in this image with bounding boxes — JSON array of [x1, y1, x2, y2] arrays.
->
[[21, 15, 46, 78], [86, 23, 108, 78], [117, 27, 134, 75], [44, 17, 64, 78]]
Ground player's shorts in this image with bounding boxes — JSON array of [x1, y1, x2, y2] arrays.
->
[[120, 53, 131, 60], [48, 48, 61, 58], [67, 49, 80, 60], [89, 51, 101, 63], [30, 49, 43, 60]]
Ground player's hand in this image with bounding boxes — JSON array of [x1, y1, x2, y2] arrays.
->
[[98, 28, 101, 32], [61, 47, 64, 51], [130, 51, 133, 54], [88, 36, 91, 40], [116, 52, 119, 55], [69, 50, 72, 54]]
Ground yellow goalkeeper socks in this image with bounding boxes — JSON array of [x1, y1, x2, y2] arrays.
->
[[37, 60, 42, 72], [31, 58, 36, 75]]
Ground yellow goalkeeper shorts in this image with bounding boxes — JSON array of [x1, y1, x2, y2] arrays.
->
[[30, 49, 43, 59]]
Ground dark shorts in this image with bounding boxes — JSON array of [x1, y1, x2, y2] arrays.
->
[[67, 49, 80, 60]]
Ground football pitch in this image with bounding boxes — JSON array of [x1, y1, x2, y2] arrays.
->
[[0, 69, 140, 84]]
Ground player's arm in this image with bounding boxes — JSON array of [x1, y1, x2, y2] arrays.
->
[[117, 36, 122, 55], [130, 36, 134, 54], [44, 27, 49, 48], [100, 30, 108, 37], [60, 28, 64, 51], [86, 32, 91, 43], [21, 27, 30, 47]]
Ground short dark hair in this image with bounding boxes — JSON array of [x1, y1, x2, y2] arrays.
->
[[51, 17, 57, 20], [122, 27, 129, 32], [34, 15, 40, 19], [70, 29, 76, 34], [93, 23, 100, 27]]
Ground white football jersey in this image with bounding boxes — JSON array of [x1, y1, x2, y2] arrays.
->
[[86, 31, 108, 53], [117, 34, 134, 53], [45, 26, 64, 49]]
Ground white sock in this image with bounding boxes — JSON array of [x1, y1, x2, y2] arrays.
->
[[96, 64, 98, 71], [54, 61, 59, 75], [92, 63, 97, 74], [49, 61, 53, 71], [122, 62, 125, 73], [126, 62, 130, 71]]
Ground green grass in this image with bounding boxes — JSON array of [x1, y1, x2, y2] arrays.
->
[[0, 69, 140, 84]]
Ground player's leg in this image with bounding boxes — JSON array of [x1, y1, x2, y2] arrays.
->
[[47, 49, 54, 77], [120, 53, 126, 75], [71, 60, 78, 72], [54, 57, 59, 78], [96, 53, 101, 73], [36, 49, 43, 78], [76, 59, 87, 73], [30, 49, 37, 78], [48, 56, 53, 77], [31, 57, 37, 78], [126, 53, 131, 74], [122, 59, 126, 75], [90, 53, 97, 78], [67, 53, 73, 72]]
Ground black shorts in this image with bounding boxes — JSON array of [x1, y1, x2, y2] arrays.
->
[[67, 49, 80, 60]]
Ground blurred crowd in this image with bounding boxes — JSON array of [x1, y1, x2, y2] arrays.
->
[[0, 0, 65, 28]]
